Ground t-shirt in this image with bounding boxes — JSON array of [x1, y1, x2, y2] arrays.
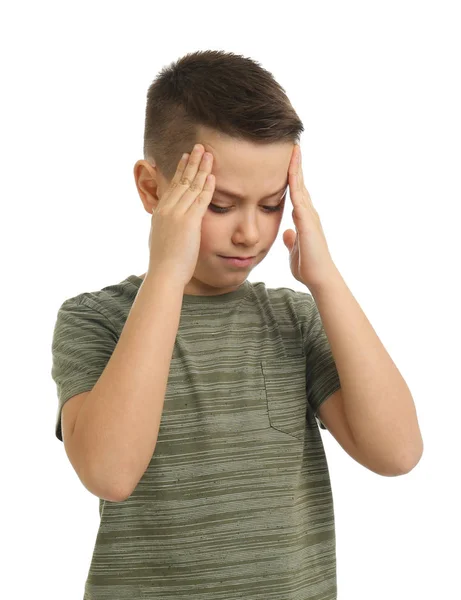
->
[[51, 274, 341, 600]]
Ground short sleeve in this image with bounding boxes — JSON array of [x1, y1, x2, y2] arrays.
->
[[51, 297, 118, 442], [303, 294, 341, 430]]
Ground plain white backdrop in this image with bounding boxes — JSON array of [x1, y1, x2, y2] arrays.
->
[[2, 1, 459, 598]]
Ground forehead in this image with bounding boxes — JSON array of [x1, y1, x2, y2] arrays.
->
[[198, 128, 293, 196]]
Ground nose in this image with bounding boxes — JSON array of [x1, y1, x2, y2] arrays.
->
[[231, 213, 261, 247]]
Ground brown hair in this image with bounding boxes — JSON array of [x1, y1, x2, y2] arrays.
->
[[143, 50, 304, 181]]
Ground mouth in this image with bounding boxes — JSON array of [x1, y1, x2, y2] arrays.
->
[[218, 255, 256, 267]]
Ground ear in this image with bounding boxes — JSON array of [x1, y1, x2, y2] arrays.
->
[[134, 160, 161, 214]]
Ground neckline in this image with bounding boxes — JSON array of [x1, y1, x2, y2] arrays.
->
[[125, 275, 251, 304]]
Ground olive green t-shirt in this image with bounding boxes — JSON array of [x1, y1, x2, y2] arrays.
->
[[51, 274, 341, 600]]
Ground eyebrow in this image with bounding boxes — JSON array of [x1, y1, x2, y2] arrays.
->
[[214, 183, 288, 201]]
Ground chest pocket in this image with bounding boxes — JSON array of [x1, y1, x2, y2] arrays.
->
[[261, 356, 307, 440]]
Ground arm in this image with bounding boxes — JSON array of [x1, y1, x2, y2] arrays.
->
[[310, 268, 424, 475], [72, 272, 184, 501]]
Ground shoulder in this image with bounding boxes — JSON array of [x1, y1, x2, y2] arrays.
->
[[263, 283, 317, 324], [56, 276, 138, 329]]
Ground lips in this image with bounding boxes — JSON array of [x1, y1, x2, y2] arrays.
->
[[221, 256, 254, 259]]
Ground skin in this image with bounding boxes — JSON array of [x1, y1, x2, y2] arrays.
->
[[133, 125, 295, 296]]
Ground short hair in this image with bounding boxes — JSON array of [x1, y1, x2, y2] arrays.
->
[[143, 50, 304, 180]]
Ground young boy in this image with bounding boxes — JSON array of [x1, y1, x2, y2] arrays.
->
[[51, 50, 422, 600]]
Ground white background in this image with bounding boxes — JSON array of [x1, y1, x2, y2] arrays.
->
[[2, 1, 459, 598]]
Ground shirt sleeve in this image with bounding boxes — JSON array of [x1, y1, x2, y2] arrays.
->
[[303, 293, 341, 430], [50, 297, 118, 442]]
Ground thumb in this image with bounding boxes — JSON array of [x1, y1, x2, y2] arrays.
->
[[283, 229, 297, 252]]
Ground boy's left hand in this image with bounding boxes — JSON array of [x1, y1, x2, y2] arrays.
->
[[283, 144, 339, 291]]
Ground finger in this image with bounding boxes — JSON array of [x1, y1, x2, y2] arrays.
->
[[177, 151, 214, 212], [289, 145, 303, 194], [158, 152, 191, 207], [289, 144, 298, 169], [180, 143, 206, 187], [189, 172, 216, 216], [297, 146, 304, 188], [160, 144, 209, 210], [166, 144, 208, 210]]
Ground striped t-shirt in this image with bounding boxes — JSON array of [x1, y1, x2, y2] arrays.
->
[[51, 274, 341, 599]]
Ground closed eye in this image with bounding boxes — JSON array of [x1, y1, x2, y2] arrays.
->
[[209, 189, 287, 214], [209, 204, 282, 214]]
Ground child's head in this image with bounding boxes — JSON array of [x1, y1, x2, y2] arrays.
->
[[134, 50, 304, 296]]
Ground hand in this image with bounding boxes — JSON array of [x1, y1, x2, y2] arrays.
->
[[147, 144, 215, 287], [283, 144, 339, 292]]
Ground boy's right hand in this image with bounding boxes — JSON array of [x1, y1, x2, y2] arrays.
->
[[147, 144, 215, 287]]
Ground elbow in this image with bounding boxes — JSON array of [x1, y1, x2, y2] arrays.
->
[[380, 444, 424, 477], [99, 476, 136, 503], [400, 446, 424, 475], [400, 435, 424, 474], [91, 480, 133, 503], [79, 447, 155, 503], [104, 483, 133, 503], [80, 462, 134, 503]]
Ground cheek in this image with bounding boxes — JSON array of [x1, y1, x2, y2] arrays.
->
[[198, 218, 216, 252], [272, 212, 284, 235]]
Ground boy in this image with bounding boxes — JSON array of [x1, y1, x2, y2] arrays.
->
[[51, 50, 423, 600]]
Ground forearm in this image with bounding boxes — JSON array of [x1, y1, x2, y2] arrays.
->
[[73, 271, 184, 501], [310, 269, 423, 472]]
